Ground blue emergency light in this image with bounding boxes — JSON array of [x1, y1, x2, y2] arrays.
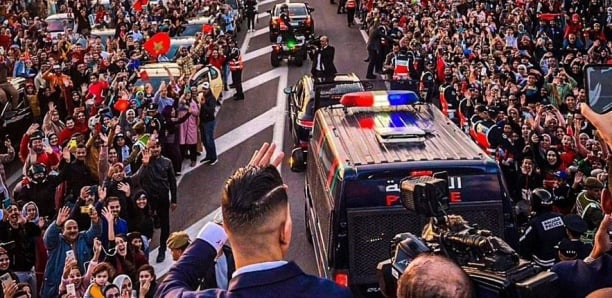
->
[[340, 91, 420, 107]]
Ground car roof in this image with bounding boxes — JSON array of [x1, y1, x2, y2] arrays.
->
[[140, 63, 180, 76], [188, 16, 214, 24], [275, 2, 309, 7], [45, 13, 74, 20], [170, 37, 196, 44], [91, 29, 114, 36], [317, 103, 488, 166]]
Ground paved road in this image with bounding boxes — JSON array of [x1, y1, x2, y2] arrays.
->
[[0, 0, 370, 279], [151, 0, 369, 275]]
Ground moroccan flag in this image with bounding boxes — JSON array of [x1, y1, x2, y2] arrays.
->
[[114, 98, 130, 112], [202, 23, 214, 35], [133, 0, 149, 12], [139, 70, 150, 81], [143, 32, 171, 57]]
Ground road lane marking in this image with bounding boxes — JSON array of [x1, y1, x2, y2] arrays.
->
[[152, 66, 289, 279], [153, 0, 290, 278], [152, 106, 283, 276], [273, 68, 288, 162], [243, 46, 273, 62]]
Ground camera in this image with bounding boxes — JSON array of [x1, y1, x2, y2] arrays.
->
[[376, 173, 558, 298]]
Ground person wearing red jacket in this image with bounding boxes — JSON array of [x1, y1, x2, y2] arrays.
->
[[19, 124, 60, 172], [87, 73, 110, 107], [208, 49, 226, 76]]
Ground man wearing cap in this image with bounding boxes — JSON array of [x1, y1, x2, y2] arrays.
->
[[199, 82, 218, 165], [555, 214, 592, 261], [144, 103, 163, 135], [551, 170, 578, 215], [551, 214, 612, 298], [574, 177, 604, 244], [167, 231, 191, 262], [19, 124, 59, 171], [519, 188, 566, 268]]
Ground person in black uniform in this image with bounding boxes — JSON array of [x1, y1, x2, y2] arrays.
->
[[419, 60, 436, 103], [244, 0, 257, 32], [310, 36, 337, 82], [227, 40, 244, 101], [519, 188, 566, 268], [555, 214, 592, 261], [365, 25, 388, 79]]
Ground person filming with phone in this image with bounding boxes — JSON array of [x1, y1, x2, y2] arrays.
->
[[550, 66, 612, 297]]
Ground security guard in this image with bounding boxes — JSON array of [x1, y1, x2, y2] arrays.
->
[[438, 74, 458, 120], [344, 0, 357, 26], [227, 40, 244, 100], [519, 188, 566, 268], [389, 44, 414, 90], [382, 43, 400, 80], [574, 177, 604, 244], [554, 214, 592, 261], [419, 60, 435, 103]]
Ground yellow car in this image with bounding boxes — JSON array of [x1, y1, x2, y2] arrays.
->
[[189, 65, 223, 100]]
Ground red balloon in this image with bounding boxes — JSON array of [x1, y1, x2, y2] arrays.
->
[[114, 99, 130, 113]]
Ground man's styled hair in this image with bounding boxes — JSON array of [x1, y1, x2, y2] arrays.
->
[[397, 254, 473, 298], [222, 165, 287, 234]]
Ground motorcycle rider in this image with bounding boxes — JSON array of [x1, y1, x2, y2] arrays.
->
[[13, 163, 63, 218], [278, 4, 294, 43]]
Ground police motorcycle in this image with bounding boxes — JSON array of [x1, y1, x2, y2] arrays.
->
[[270, 31, 308, 67]]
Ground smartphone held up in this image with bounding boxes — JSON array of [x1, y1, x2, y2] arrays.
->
[[584, 64, 612, 115]]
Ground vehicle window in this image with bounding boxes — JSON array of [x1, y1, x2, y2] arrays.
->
[[315, 82, 364, 110], [136, 77, 164, 90], [46, 19, 73, 32], [209, 67, 219, 79], [288, 6, 307, 16], [181, 24, 202, 37], [344, 172, 503, 208]]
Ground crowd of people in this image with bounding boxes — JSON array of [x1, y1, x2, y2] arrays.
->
[[357, 0, 610, 257], [0, 0, 252, 297], [0, 0, 610, 297], [354, 0, 612, 296]]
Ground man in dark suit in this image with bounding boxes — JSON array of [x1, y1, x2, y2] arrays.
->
[[311, 36, 338, 82], [156, 143, 352, 298]]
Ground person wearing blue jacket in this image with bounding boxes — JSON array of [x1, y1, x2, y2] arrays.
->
[[40, 206, 103, 298], [156, 143, 352, 298]]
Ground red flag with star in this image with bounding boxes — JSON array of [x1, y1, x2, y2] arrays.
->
[[143, 32, 171, 58]]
